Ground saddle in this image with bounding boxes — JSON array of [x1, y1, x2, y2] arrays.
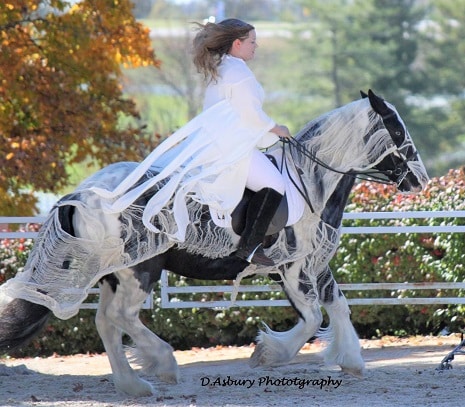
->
[[230, 154, 289, 237]]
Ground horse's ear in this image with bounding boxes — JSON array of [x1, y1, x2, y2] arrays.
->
[[367, 89, 390, 116], [360, 90, 368, 99]]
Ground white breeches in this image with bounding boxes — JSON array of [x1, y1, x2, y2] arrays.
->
[[246, 149, 285, 195]]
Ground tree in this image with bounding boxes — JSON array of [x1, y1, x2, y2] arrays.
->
[[419, 0, 465, 174], [0, 0, 160, 215], [361, 0, 465, 174], [295, 0, 380, 109], [294, 0, 465, 176], [135, 26, 204, 121], [154, 28, 204, 121]]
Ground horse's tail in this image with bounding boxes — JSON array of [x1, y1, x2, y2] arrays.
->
[[0, 298, 51, 353], [0, 203, 77, 354]]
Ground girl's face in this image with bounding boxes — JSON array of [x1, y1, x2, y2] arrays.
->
[[230, 29, 258, 61]]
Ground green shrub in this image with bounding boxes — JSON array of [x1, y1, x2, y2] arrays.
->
[[331, 168, 465, 337], [141, 273, 295, 350], [1, 169, 465, 355]]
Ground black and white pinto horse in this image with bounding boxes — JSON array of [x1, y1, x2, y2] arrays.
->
[[0, 90, 428, 396]]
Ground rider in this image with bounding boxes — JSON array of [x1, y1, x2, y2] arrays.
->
[[192, 19, 291, 266], [92, 19, 291, 267]]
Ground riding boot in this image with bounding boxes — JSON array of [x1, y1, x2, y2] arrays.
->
[[236, 188, 283, 267]]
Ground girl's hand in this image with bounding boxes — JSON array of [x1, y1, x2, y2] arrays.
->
[[272, 124, 291, 139]]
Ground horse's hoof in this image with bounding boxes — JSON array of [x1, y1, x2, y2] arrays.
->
[[154, 352, 180, 383], [249, 341, 288, 367], [115, 376, 154, 397], [341, 366, 365, 378], [156, 370, 180, 384], [249, 343, 266, 368]]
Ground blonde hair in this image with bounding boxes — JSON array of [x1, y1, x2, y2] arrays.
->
[[192, 18, 254, 82]]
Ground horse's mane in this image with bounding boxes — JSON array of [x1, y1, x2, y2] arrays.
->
[[286, 98, 427, 207], [294, 99, 392, 173]]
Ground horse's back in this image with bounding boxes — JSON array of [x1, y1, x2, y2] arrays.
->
[[77, 162, 140, 192]]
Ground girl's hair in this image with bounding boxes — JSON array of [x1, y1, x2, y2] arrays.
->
[[192, 18, 254, 82]]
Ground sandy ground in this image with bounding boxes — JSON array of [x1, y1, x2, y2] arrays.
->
[[1, 335, 465, 407]]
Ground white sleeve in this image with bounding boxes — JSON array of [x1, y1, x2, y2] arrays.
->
[[228, 75, 276, 133]]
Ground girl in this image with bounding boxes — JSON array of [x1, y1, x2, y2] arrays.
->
[[92, 19, 290, 267]]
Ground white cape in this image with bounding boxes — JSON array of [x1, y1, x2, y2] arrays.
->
[[90, 99, 275, 241]]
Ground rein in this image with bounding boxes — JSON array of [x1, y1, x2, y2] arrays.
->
[[278, 139, 315, 212], [278, 134, 414, 213], [283, 137, 397, 185]]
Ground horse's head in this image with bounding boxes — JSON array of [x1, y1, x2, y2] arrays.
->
[[362, 89, 429, 193]]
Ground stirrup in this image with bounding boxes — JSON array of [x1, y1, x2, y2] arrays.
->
[[237, 244, 275, 267], [245, 244, 260, 263]]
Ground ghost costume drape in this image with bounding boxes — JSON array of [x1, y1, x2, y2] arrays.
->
[[90, 55, 279, 241]]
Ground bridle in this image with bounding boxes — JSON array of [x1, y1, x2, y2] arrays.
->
[[383, 142, 418, 188], [278, 113, 419, 212]]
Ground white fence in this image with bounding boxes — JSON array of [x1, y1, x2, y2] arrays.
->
[[1, 212, 465, 309]]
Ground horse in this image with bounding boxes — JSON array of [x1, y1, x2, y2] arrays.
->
[[0, 90, 429, 396]]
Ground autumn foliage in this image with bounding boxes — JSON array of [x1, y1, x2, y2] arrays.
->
[[0, 0, 160, 214]]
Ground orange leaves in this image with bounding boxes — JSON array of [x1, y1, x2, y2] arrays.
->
[[67, 0, 159, 70], [350, 181, 396, 209], [0, 0, 160, 213]]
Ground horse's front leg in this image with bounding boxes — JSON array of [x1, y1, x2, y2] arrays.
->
[[250, 261, 323, 367], [318, 266, 365, 376]]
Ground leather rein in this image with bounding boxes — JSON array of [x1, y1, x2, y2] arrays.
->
[[276, 131, 417, 213]]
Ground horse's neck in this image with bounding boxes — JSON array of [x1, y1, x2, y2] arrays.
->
[[290, 139, 358, 216], [292, 101, 377, 214], [319, 174, 355, 228]]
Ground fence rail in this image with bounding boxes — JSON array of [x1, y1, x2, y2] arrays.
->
[[1, 212, 465, 309]]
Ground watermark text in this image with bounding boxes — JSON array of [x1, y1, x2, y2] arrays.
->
[[200, 375, 342, 390]]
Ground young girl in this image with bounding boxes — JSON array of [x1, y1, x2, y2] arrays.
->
[[193, 19, 291, 265], [92, 19, 290, 267]]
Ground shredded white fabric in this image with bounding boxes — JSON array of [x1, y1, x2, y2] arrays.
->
[[0, 98, 429, 319]]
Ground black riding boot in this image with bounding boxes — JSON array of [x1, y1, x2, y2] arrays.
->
[[236, 188, 283, 267]]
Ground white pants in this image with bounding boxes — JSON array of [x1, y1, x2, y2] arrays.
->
[[246, 149, 285, 195]]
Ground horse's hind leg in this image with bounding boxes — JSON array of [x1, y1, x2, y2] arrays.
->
[[96, 261, 179, 396], [96, 275, 152, 396], [115, 264, 179, 384], [318, 266, 365, 376]]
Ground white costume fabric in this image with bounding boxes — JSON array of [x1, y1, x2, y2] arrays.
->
[[90, 55, 279, 241]]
